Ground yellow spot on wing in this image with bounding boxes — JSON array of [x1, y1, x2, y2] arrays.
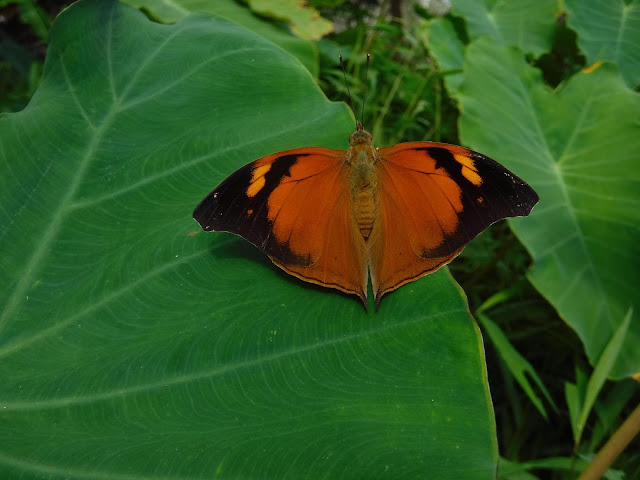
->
[[246, 164, 271, 197], [454, 154, 475, 170], [462, 166, 482, 186], [247, 176, 265, 197], [454, 154, 483, 186], [252, 164, 271, 180]]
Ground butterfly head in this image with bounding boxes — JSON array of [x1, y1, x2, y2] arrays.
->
[[349, 122, 373, 146]]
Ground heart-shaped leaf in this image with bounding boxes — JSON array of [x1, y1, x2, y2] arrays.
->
[[565, 0, 640, 89], [457, 37, 640, 378], [122, 0, 320, 76], [0, 1, 498, 478], [451, 0, 559, 56]]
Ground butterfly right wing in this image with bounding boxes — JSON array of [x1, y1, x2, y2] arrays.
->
[[370, 142, 538, 306], [193, 148, 369, 304]]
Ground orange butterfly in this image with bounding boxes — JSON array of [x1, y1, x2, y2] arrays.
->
[[193, 121, 538, 309]]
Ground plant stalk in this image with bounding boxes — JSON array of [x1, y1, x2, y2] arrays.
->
[[577, 401, 640, 480]]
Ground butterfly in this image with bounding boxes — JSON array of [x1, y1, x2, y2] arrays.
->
[[193, 120, 539, 309]]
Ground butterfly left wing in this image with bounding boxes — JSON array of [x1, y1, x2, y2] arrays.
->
[[194, 148, 369, 303], [370, 142, 539, 306]]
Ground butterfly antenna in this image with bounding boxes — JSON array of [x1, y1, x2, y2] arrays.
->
[[361, 53, 370, 126], [339, 55, 357, 128]]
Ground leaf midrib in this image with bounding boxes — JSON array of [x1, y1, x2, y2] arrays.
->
[[542, 87, 614, 329]]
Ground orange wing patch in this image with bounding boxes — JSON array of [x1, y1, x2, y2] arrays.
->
[[272, 181, 368, 304], [377, 145, 464, 253], [193, 147, 368, 302], [369, 141, 538, 304], [265, 153, 345, 261], [369, 174, 463, 305]]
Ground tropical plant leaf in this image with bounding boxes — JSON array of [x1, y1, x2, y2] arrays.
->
[[0, 1, 499, 478], [451, 0, 559, 56], [428, 0, 558, 96], [476, 291, 556, 419], [122, 0, 320, 76], [247, 0, 334, 40], [457, 37, 640, 379], [424, 17, 465, 94], [589, 378, 638, 450], [565, 0, 640, 89], [570, 310, 632, 445]]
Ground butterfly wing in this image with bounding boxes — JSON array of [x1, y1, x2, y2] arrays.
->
[[194, 148, 368, 303], [370, 142, 539, 306]]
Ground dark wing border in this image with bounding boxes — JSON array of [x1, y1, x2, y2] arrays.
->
[[381, 142, 539, 258], [193, 148, 344, 266]]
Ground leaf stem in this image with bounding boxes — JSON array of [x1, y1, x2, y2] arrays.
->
[[577, 401, 640, 480]]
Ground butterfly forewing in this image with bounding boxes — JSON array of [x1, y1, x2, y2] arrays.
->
[[193, 147, 369, 301], [194, 148, 341, 266], [370, 142, 539, 304], [378, 142, 538, 256]]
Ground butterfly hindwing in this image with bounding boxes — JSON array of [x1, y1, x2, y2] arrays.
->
[[271, 180, 368, 304]]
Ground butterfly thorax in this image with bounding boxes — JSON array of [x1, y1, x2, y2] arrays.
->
[[347, 123, 379, 241]]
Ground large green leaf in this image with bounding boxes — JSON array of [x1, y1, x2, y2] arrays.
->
[[457, 37, 640, 378], [123, 0, 320, 76], [247, 0, 334, 40], [427, 0, 558, 96], [0, 0, 498, 477], [451, 0, 559, 56], [565, 0, 640, 89], [424, 17, 466, 93]]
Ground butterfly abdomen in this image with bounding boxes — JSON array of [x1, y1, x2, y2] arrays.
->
[[354, 189, 376, 240], [347, 131, 380, 242]]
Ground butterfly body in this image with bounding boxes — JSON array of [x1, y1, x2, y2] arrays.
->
[[347, 124, 378, 240], [194, 122, 538, 309]]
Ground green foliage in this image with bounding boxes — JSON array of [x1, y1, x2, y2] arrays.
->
[[0, 0, 50, 41], [122, 0, 320, 76], [565, 0, 640, 89], [476, 289, 557, 420], [0, 1, 499, 478], [246, 0, 334, 40], [2, 0, 639, 478], [0, 43, 42, 113], [322, 0, 639, 478], [458, 40, 640, 380], [319, 21, 460, 147], [423, 0, 639, 475], [428, 0, 640, 380], [0, 0, 48, 113], [451, 0, 558, 56], [565, 311, 632, 446]]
